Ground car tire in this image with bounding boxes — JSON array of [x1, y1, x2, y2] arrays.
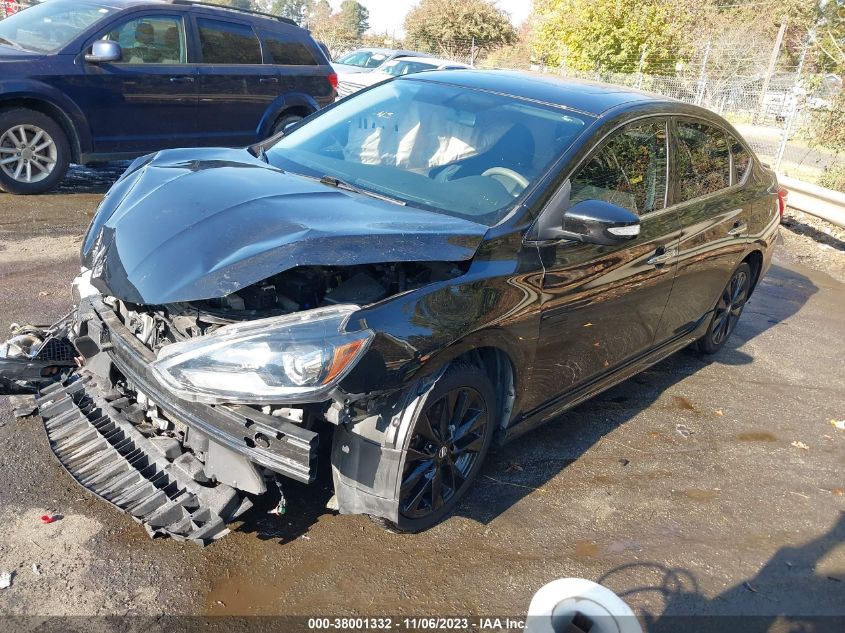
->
[[695, 262, 752, 354], [271, 113, 305, 137], [0, 108, 71, 195], [372, 363, 497, 533]]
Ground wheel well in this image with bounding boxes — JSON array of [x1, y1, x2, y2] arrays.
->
[[450, 347, 516, 431], [743, 250, 764, 296], [0, 98, 81, 162], [273, 106, 312, 131]]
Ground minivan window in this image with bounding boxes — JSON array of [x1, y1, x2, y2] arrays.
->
[[197, 18, 261, 64], [676, 122, 731, 200], [336, 50, 388, 68], [104, 16, 186, 64], [729, 135, 751, 185], [0, 0, 116, 53], [262, 32, 319, 65], [570, 120, 668, 216]]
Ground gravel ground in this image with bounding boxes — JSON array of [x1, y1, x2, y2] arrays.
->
[[0, 166, 843, 627]]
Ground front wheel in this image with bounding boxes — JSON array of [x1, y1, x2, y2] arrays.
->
[[696, 262, 752, 354], [0, 108, 70, 194], [378, 364, 497, 533]]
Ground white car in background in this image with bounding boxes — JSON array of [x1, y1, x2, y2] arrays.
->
[[336, 56, 470, 99]]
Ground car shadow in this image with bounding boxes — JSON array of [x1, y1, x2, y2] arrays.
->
[[595, 511, 845, 631], [53, 162, 131, 195], [233, 263, 816, 542], [454, 263, 817, 527]]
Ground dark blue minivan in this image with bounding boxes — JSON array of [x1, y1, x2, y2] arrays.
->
[[0, 0, 337, 193]]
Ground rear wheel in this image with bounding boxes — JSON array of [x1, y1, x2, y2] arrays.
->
[[271, 113, 305, 137], [375, 364, 496, 533], [696, 262, 752, 354], [0, 109, 70, 194]]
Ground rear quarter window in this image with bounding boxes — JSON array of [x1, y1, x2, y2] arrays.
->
[[676, 121, 731, 201], [261, 31, 319, 65], [197, 17, 261, 64]]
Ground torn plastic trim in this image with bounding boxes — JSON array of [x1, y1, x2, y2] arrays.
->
[[331, 366, 447, 521], [37, 373, 252, 545]]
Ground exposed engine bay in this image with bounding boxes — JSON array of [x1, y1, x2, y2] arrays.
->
[[112, 261, 464, 353]]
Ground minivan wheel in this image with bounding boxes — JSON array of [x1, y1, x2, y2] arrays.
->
[[0, 109, 70, 195], [377, 364, 496, 533], [271, 113, 304, 137], [696, 262, 752, 354]]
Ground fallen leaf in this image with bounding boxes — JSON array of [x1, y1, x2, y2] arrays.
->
[[714, 409, 724, 416], [505, 461, 524, 473], [583, 322, 594, 328], [831, 419, 845, 431], [831, 488, 844, 497], [790, 441, 810, 451]]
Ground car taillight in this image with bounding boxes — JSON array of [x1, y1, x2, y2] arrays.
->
[[328, 73, 338, 90], [777, 186, 788, 218]]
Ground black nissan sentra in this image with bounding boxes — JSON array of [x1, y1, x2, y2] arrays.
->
[[1, 70, 780, 542]]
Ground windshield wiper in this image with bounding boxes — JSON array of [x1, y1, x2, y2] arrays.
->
[[0, 37, 24, 51], [318, 175, 406, 206]]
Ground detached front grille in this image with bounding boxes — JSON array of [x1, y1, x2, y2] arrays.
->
[[37, 373, 252, 545]]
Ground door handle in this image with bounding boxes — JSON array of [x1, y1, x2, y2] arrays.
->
[[169, 76, 195, 83], [647, 247, 676, 267], [727, 221, 748, 236], [259, 77, 280, 84]]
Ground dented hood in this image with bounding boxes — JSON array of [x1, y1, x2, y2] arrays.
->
[[82, 148, 488, 305]]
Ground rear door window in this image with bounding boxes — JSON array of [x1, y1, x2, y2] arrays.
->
[[104, 15, 186, 64], [261, 31, 319, 65], [675, 121, 731, 201], [197, 18, 261, 64], [570, 119, 669, 216]]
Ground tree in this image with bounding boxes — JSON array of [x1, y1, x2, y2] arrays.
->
[[269, 0, 313, 24], [533, 0, 685, 74], [217, 0, 254, 9], [404, 0, 517, 64], [338, 0, 369, 39]]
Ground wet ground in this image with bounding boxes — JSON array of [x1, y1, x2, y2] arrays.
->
[[0, 164, 844, 625]]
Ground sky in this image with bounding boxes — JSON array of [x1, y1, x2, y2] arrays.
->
[[327, 0, 532, 36]]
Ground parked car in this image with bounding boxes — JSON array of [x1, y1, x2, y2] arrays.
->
[[0, 0, 337, 194], [332, 47, 431, 74], [336, 55, 469, 98], [1, 70, 780, 543]]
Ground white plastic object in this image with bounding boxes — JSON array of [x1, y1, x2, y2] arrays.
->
[[526, 578, 642, 633]]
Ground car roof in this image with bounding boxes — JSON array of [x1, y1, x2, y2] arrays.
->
[[405, 69, 677, 116], [345, 48, 431, 57], [386, 56, 467, 67], [74, 0, 303, 29]]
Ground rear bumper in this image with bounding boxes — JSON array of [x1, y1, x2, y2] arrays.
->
[[77, 297, 320, 484]]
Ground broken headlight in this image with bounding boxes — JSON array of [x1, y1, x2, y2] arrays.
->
[[150, 305, 372, 404]]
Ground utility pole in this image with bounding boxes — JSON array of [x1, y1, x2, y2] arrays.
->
[[470, 37, 476, 68], [695, 42, 710, 106], [755, 20, 787, 124], [635, 43, 648, 89]]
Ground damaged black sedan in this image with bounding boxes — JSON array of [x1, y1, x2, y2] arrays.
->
[[1, 70, 780, 543]]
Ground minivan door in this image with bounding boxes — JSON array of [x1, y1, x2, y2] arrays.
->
[[532, 118, 679, 405], [652, 120, 755, 345], [193, 17, 281, 146], [76, 13, 199, 155]]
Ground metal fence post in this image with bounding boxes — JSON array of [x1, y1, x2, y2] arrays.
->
[[695, 43, 710, 106], [755, 20, 787, 124], [774, 30, 812, 172]]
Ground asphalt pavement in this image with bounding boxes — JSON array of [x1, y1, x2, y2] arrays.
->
[[0, 165, 843, 626]]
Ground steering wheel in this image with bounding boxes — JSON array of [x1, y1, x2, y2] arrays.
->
[[481, 167, 529, 196]]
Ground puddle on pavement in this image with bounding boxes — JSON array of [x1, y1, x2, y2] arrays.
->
[[737, 431, 778, 442], [573, 541, 600, 559], [671, 395, 697, 411], [674, 489, 719, 502]]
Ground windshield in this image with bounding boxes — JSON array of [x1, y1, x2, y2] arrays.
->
[[267, 78, 591, 226], [336, 50, 389, 69], [381, 60, 437, 77], [0, 1, 115, 53]]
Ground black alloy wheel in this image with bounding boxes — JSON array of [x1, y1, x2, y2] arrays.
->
[[387, 364, 496, 533], [697, 262, 752, 354]]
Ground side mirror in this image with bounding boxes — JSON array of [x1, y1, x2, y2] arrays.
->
[[561, 199, 641, 246], [85, 40, 122, 63]]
